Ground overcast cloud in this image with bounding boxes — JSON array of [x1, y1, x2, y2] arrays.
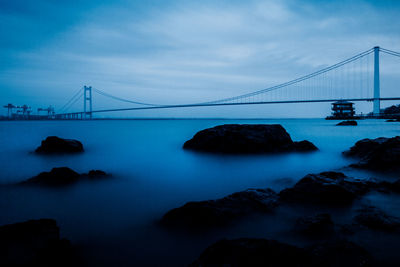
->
[[1, 0, 399, 117]]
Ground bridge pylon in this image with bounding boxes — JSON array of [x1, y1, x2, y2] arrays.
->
[[373, 46, 381, 116], [83, 86, 92, 119]]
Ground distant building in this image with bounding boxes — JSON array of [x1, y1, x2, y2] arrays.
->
[[329, 100, 355, 119]]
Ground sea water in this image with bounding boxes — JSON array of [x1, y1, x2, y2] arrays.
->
[[0, 119, 399, 266]]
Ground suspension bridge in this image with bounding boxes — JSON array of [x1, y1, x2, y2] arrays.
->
[[52, 46, 400, 119]]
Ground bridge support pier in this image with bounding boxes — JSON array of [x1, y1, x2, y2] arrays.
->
[[83, 86, 92, 120], [373, 46, 380, 116]]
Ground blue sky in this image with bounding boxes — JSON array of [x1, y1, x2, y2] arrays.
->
[[1, 0, 400, 118]]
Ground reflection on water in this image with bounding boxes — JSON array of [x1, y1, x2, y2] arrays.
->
[[0, 119, 399, 266]]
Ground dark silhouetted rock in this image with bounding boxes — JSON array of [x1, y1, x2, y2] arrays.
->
[[21, 167, 109, 186], [22, 167, 80, 186], [35, 136, 83, 154], [85, 170, 108, 179], [294, 213, 335, 237], [343, 136, 400, 171], [161, 188, 278, 228], [336, 120, 358, 126], [0, 219, 77, 266], [190, 238, 374, 267], [307, 240, 374, 267], [353, 206, 400, 232], [183, 124, 318, 153], [190, 238, 309, 267], [279, 172, 370, 205]]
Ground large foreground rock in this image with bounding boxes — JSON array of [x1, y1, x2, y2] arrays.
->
[[161, 188, 278, 228], [353, 206, 400, 232], [35, 136, 84, 154], [0, 219, 77, 266], [343, 136, 400, 171], [21, 167, 108, 186], [279, 172, 370, 205], [183, 124, 318, 153], [294, 213, 335, 237], [190, 238, 374, 267]]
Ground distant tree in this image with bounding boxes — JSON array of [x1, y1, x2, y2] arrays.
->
[[382, 105, 400, 114]]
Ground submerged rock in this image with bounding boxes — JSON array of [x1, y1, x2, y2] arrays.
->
[[353, 206, 400, 232], [21, 167, 109, 186], [343, 136, 400, 171], [161, 188, 278, 228], [336, 120, 358, 126], [183, 124, 318, 153], [0, 219, 77, 266], [190, 238, 374, 267], [294, 213, 335, 237], [35, 136, 83, 154], [279, 172, 370, 205]]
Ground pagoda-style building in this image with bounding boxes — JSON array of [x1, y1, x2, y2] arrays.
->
[[329, 100, 355, 119]]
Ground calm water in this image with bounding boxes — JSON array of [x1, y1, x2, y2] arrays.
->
[[0, 119, 399, 266]]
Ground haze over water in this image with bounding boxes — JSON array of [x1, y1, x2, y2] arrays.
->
[[0, 118, 399, 266]]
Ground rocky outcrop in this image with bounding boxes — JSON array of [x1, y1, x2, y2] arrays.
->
[[279, 172, 370, 205], [0, 219, 77, 266], [35, 136, 84, 154], [294, 213, 335, 237], [190, 238, 308, 267], [183, 124, 318, 153], [21, 167, 109, 186], [161, 188, 278, 228], [336, 120, 358, 126], [353, 206, 400, 232], [343, 136, 400, 171], [190, 238, 374, 267]]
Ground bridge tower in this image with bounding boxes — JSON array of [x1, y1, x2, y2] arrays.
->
[[83, 86, 92, 119], [373, 46, 381, 116]]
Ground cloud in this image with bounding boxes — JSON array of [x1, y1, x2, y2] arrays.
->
[[1, 0, 400, 117]]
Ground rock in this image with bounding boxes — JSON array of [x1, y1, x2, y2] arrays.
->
[[190, 238, 374, 267], [386, 119, 398, 122], [279, 172, 370, 205], [353, 206, 400, 232], [307, 240, 374, 267], [336, 120, 358, 126], [294, 213, 335, 237], [379, 179, 400, 193], [35, 136, 83, 154], [21, 167, 109, 186], [0, 219, 77, 266], [183, 124, 318, 153], [343, 136, 400, 171], [85, 170, 108, 179], [161, 188, 278, 228], [190, 238, 309, 267]]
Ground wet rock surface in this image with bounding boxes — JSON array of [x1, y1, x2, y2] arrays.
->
[[162, 171, 400, 229], [278, 172, 370, 205], [336, 120, 358, 126], [294, 213, 335, 237], [161, 188, 278, 228], [183, 124, 318, 153], [0, 219, 78, 266], [21, 167, 109, 186], [35, 136, 84, 154], [353, 206, 400, 232], [190, 238, 374, 267], [343, 136, 400, 171]]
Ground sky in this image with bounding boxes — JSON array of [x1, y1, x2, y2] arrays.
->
[[1, 0, 400, 118]]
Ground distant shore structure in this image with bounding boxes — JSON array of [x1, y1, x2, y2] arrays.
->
[[329, 100, 355, 119]]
